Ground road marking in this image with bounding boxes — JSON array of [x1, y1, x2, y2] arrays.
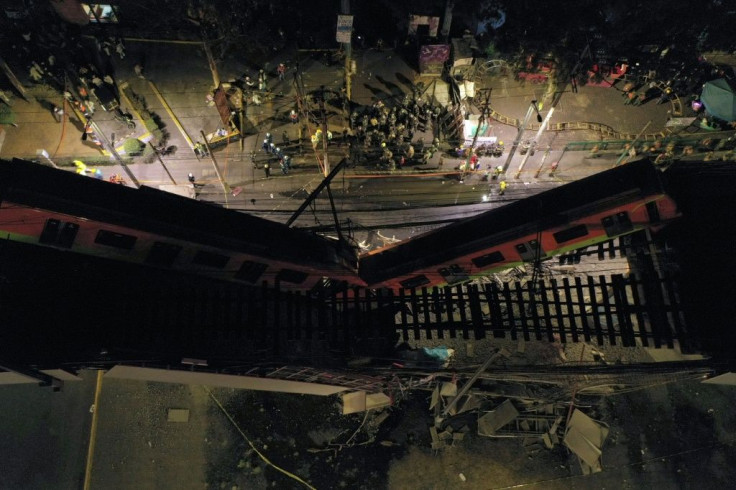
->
[[83, 370, 104, 490]]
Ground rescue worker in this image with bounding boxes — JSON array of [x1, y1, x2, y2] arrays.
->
[[499, 180, 507, 195], [53, 105, 63, 123], [194, 142, 208, 157]]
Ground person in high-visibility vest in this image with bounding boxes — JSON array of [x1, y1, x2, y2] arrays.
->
[[73, 160, 87, 174], [499, 180, 507, 195]]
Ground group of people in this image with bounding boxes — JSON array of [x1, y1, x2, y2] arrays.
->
[[260, 132, 292, 176], [348, 95, 444, 169], [238, 63, 290, 106], [621, 80, 675, 107]]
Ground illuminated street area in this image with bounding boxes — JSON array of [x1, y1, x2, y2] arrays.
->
[[1, 1, 736, 489]]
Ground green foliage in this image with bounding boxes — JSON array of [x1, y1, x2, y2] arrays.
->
[[484, 42, 498, 59], [123, 138, 145, 156], [143, 118, 158, 133]]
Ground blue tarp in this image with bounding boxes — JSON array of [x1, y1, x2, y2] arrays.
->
[[701, 78, 736, 122]]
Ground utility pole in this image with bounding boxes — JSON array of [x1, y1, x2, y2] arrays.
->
[[148, 142, 176, 184], [440, 0, 455, 43], [440, 349, 502, 421], [200, 130, 229, 195], [89, 119, 140, 188], [0, 55, 29, 101], [341, 0, 352, 101], [515, 105, 554, 179], [202, 39, 221, 89], [238, 88, 245, 153], [460, 88, 491, 181], [319, 94, 330, 176]]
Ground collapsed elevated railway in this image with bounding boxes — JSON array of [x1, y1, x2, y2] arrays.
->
[[0, 158, 678, 292], [0, 157, 710, 381]]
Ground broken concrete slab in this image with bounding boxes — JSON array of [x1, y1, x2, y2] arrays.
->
[[458, 395, 481, 414], [703, 372, 736, 385], [430, 426, 440, 443], [563, 409, 609, 471], [477, 399, 519, 436], [341, 391, 367, 414], [542, 433, 553, 449], [440, 381, 457, 397], [366, 393, 391, 411], [342, 391, 392, 414], [429, 385, 440, 411]]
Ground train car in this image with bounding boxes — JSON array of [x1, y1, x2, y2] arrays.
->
[[359, 159, 680, 290], [0, 159, 362, 290]]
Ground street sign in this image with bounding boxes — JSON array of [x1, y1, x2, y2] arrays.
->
[[336, 15, 353, 43]]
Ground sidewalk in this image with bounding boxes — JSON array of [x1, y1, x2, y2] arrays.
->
[[0, 86, 107, 163]]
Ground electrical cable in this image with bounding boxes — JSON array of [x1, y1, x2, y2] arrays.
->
[[204, 386, 317, 490]]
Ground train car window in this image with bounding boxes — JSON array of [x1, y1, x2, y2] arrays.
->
[[95, 229, 137, 250], [602, 211, 634, 237], [41, 219, 79, 248], [235, 260, 268, 283], [58, 223, 79, 248], [601, 216, 615, 235], [553, 224, 588, 244], [192, 250, 230, 268], [146, 242, 182, 267], [645, 202, 661, 224], [277, 269, 308, 284], [472, 251, 504, 268], [616, 212, 632, 229], [400, 275, 431, 289], [39, 219, 61, 245]]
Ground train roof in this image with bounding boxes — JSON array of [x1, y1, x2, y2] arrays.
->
[[359, 159, 669, 284], [0, 159, 353, 269]]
